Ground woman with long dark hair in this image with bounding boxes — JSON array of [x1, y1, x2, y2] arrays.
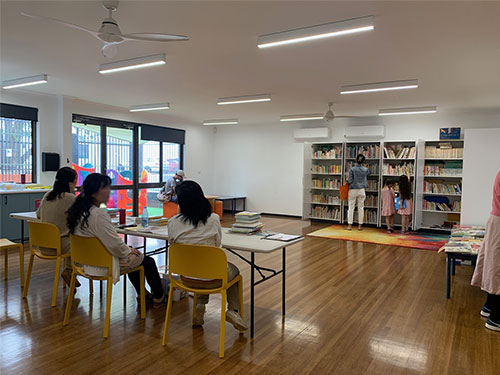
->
[[67, 173, 164, 304], [37, 166, 78, 287], [167, 180, 248, 331], [397, 175, 413, 234]]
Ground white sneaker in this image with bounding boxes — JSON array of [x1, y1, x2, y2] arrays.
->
[[226, 310, 248, 331], [193, 304, 205, 326]]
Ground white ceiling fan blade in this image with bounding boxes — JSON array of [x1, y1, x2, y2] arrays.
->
[[121, 33, 188, 42], [21, 12, 100, 38]]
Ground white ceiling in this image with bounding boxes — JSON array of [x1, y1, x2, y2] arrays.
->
[[1, 1, 500, 126]]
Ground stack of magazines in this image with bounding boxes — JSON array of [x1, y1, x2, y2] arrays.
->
[[230, 212, 264, 234]]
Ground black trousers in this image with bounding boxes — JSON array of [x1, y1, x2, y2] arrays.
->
[[485, 293, 500, 321], [127, 256, 163, 299]]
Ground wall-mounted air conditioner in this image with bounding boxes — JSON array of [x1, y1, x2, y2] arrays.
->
[[293, 127, 330, 140], [344, 125, 385, 140]]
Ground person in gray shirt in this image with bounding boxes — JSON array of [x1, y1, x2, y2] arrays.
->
[[158, 170, 185, 203], [347, 154, 371, 231]]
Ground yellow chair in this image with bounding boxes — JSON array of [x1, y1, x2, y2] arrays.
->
[[0, 238, 24, 288], [23, 221, 77, 307], [162, 243, 244, 358], [63, 235, 146, 338]]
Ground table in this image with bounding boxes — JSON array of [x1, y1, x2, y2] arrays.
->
[[214, 195, 247, 215], [9, 211, 37, 248], [205, 195, 219, 212], [445, 252, 478, 299]]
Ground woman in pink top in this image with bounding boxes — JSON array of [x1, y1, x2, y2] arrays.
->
[[381, 180, 396, 233], [471, 169, 500, 332]]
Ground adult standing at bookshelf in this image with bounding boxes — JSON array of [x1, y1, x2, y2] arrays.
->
[[471, 169, 500, 332], [346, 154, 371, 231]]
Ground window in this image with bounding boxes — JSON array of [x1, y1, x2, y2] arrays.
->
[[163, 142, 181, 181], [106, 127, 133, 186], [72, 123, 101, 185], [0, 103, 37, 183]]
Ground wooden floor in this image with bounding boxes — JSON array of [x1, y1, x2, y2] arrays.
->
[[1, 215, 499, 375]]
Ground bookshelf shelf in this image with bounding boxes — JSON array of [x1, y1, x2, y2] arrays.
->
[[310, 217, 341, 222], [310, 188, 340, 191], [312, 158, 342, 161], [423, 192, 461, 197], [311, 173, 342, 176], [420, 210, 461, 214], [310, 202, 341, 206], [424, 175, 462, 178]]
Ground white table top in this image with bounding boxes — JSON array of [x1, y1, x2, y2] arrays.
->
[[10, 211, 304, 254], [0, 189, 50, 195]]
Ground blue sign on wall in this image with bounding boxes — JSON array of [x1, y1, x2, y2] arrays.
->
[[440, 128, 461, 140]]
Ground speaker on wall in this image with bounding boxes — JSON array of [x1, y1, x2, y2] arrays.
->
[[42, 152, 60, 172]]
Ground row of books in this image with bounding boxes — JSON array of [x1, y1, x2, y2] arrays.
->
[[230, 212, 264, 234], [423, 200, 461, 212], [311, 207, 341, 220], [311, 193, 341, 205], [383, 146, 416, 159], [346, 145, 380, 159], [364, 194, 378, 207], [366, 180, 379, 190], [343, 208, 378, 224], [425, 145, 463, 158], [442, 225, 485, 254], [346, 161, 379, 174], [424, 165, 463, 176], [450, 225, 485, 240], [382, 162, 414, 176], [312, 164, 342, 174], [312, 146, 342, 159], [423, 181, 462, 194], [312, 178, 342, 189]]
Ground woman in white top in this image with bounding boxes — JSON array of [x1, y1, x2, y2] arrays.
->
[[37, 167, 78, 287], [67, 173, 164, 304], [168, 180, 247, 331]]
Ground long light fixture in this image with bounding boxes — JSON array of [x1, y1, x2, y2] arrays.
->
[[2, 74, 48, 89], [129, 103, 170, 112], [378, 106, 437, 116], [203, 119, 238, 126], [258, 16, 374, 49], [99, 54, 166, 74], [341, 79, 419, 95], [280, 114, 324, 122], [217, 94, 271, 105]]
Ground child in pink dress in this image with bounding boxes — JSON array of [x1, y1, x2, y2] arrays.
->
[[398, 175, 413, 234], [381, 180, 396, 233]]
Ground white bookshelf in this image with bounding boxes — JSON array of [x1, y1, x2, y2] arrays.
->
[[416, 140, 464, 231], [305, 142, 344, 223], [343, 141, 381, 226], [380, 141, 417, 229]]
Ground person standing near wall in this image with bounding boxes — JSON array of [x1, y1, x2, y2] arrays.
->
[[471, 169, 500, 332], [346, 154, 371, 231]]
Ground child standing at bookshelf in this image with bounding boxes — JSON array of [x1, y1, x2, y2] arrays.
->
[[398, 175, 413, 234], [381, 180, 396, 233]]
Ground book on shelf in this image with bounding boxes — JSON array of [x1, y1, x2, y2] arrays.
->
[[312, 178, 342, 189], [311, 193, 341, 205], [382, 162, 414, 176], [346, 144, 380, 159], [311, 206, 340, 220], [425, 144, 464, 158], [312, 164, 342, 174], [346, 161, 378, 175], [423, 181, 462, 194], [312, 145, 342, 159], [343, 208, 378, 223], [383, 145, 416, 159], [424, 161, 462, 177], [423, 199, 461, 212]]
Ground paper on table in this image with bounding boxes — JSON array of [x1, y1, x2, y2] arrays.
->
[[263, 233, 303, 242]]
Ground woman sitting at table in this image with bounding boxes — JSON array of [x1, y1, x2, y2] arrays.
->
[[67, 173, 165, 304], [168, 180, 248, 331], [37, 166, 79, 287]]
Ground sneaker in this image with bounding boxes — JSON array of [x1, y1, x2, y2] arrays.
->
[[226, 310, 248, 331], [193, 304, 206, 326], [485, 317, 500, 332], [480, 306, 491, 318], [62, 269, 81, 288]]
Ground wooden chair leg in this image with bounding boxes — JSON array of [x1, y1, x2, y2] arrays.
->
[[162, 284, 175, 346], [51, 257, 62, 307], [219, 290, 227, 358], [139, 267, 146, 319], [22, 254, 35, 298], [104, 278, 113, 338], [18, 244, 24, 288], [63, 271, 77, 325], [3, 249, 7, 281]]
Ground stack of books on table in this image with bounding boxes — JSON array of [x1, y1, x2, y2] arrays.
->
[[230, 212, 264, 234], [440, 225, 485, 254], [149, 216, 169, 226]]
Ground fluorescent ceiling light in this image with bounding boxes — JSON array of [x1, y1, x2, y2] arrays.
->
[[378, 106, 437, 116], [341, 79, 419, 94], [280, 114, 324, 122], [203, 119, 238, 126], [258, 16, 374, 49], [99, 54, 166, 74], [129, 103, 170, 112], [2, 74, 48, 89], [217, 94, 271, 105]]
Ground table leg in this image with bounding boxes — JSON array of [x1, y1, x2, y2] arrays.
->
[[452, 258, 456, 276], [446, 255, 451, 299], [20, 220, 24, 247], [123, 234, 128, 304], [250, 252, 255, 339], [282, 247, 286, 317]]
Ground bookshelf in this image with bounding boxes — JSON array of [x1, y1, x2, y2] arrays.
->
[[342, 142, 381, 226], [305, 142, 344, 222], [416, 140, 464, 231], [380, 141, 417, 229]]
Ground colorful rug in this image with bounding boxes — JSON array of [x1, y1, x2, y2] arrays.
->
[[307, 225, 449, 251]]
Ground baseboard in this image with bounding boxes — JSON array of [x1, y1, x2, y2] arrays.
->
[[261, 212, 302, 219]]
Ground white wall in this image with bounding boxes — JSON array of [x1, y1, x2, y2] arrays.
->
[[213, 110, 500, 216], [461, 128, 500, 226]]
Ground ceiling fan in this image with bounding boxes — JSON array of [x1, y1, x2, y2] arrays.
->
[[21, 0, 188, 58], [323, 102, 359, 122]]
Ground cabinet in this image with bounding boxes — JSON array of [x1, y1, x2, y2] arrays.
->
[[0, 191, 46, 241]]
